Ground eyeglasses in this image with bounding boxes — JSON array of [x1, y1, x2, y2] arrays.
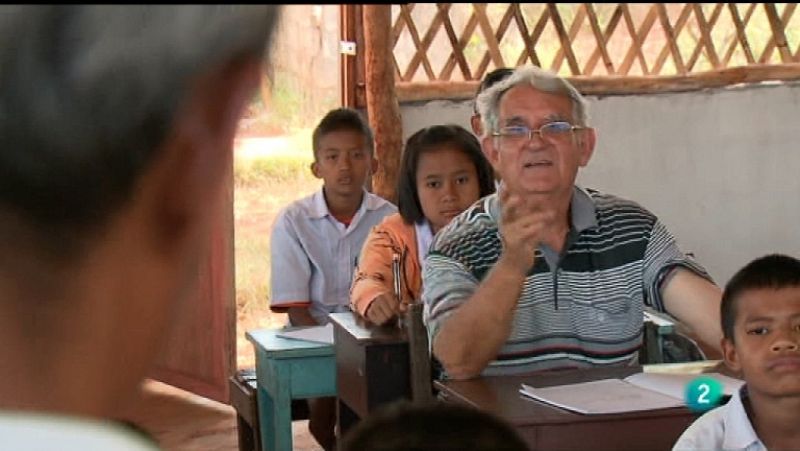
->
[[492, 121, 586, 145]]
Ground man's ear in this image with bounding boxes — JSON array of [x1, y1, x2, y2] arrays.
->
[[146, 56, 262, 251], [577, 127, 596, 167], [721, 337, 742, 373], [481, 135, 501, 173], [470, 114, 482, 136]]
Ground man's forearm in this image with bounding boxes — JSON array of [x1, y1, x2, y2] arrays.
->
[[433, 257, 527, 379], [662, 268, 723, 353]]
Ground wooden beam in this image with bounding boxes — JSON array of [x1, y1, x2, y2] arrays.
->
[[512, 4, 540, 68], [390, 3, 407, 81], [516, 5, 551, 68], [584, 4, 624, 75], [653, 4, 690, 74], [690, 3, 722, 69], [726, 3, 757, 65], [551, 3, 587, 75], [475, 4, 516, 78], [440, 6, 480, 80], [363, 5, 403, 203], [761, 3, 796, 63], [583, 3, 616, 75], [571, 64, 800, 95], [548, 3, 581, 75], [473, 3, 507, 74], [619, 3, 659, 75], [391, 3, 413, 43], [355, 4, 367, 108], [396, 64, 800, 101], [685, 4, 720, 71], [341, 4, 358, 108], [396, 80, 479, 102], [437, 4, 472, 81], [399, 4, 438, 81]]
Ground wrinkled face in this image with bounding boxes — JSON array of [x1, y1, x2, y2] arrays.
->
[[723, 287, 800, 398], [312, 130, 375, 198], [415, 147, 481, 233], [484, 84, 594, 197]]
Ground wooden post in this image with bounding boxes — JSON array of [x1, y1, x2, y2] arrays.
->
[[405, 302, 434, 404], [363, 5, 402, 204], [340, 4, 358, 108]]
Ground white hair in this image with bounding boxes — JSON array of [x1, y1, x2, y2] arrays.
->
[[476, 66, 590, 138]]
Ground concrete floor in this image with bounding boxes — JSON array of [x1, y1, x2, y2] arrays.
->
[[124, 380, 323, 451]]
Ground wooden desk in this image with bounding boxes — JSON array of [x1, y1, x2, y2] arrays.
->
[[329, 312, 411, 436], [435, 366, 702, 451], [246, 329, 335, 451]]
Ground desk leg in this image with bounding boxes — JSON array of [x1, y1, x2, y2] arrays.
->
[[257, 385, 292, 451], [337, 399, 359, 441]]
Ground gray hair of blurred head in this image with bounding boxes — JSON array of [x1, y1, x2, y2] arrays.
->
[[475, 65, 589, 138], [0, 5, 279, 260]]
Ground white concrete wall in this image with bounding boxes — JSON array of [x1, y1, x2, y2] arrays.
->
[[267, 5, 339, 120], [400, 82, 800, 286]]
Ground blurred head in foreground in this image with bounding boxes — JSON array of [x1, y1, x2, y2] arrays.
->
[[340, 401, 530, 451], [0, 5, 279, 419]]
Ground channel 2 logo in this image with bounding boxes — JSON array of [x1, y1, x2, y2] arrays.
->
[[684, 376, 724, 412]]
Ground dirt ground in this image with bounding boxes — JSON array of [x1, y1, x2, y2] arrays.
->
[[125, 380, 322, 451]]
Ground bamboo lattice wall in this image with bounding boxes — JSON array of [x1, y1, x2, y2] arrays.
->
[[390, 3, 800, 100]]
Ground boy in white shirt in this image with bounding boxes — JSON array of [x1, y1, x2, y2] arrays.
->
[[269, 107, 395, 450], [674, 254, 800, 451], [270, 108, 396, 327]]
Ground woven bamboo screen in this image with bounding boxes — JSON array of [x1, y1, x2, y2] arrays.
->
[[391, 3, 800, 99]]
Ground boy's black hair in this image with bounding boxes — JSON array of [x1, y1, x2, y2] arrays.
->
[[340, 400, 530, 451], [473, 67, 515, 114], [721, 254, 800, 341], [396, 124, 495, 224], [311, 107, 374, 159]]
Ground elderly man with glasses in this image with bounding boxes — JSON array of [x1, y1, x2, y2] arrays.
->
[[422, 65, 723, 379]]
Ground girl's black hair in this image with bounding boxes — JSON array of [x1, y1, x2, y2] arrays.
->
[[396, 124, 495, 224]]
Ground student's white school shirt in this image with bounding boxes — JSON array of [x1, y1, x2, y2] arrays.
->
[[270, 188, 396, 325], [414, 219, 434, 273], [0, 412, 160, 450], [673, 386, 766, 451]]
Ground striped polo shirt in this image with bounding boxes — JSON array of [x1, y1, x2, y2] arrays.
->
[[422, 186, 712, 376]]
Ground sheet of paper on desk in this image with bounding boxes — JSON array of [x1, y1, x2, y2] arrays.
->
[[276, 324, 334, 345], [624, 372, 744, 400], [519, 372, 744, 415], [520, 379, 684, 415]]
